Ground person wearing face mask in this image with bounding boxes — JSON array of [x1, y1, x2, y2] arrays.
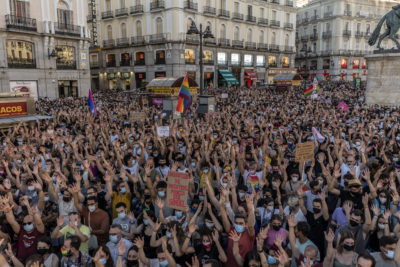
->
[[286, 171, 302, 194], [324, 230, 358, 267], [51, 212, 90, 254], [256, 197, 281, 226], [106, 224, 133, 265], [198, 162, 214, 189], [112, 202, 136, 239], [110, 178, 132, 219], [134, 236, 178, 267], [93, 246, 114, 267], [373, 190, 392, 215], [369, 210, 391, 253], [266, 215, 287, 249], [154, 181, 174, 218], [156, 157, 170, 180], [60, 235, 91, 267], [371, 236, 400, 267], [36, 236, 59, 267], [46, 183, 78, 225]]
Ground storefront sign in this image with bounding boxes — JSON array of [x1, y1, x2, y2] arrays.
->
[[155, 65, 166, 71], [167, 171, 189, 211], [0, 102, 27, 117], [276, 81, 292, 86], [10, 81, 38, 100], [268, 68, 297, 75], [134, 66, 146, 72], [120, 67, 131, 73], [204, 66, 215, 72], [186, 65, 197, 71]]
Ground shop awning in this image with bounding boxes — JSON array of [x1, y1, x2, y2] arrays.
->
[[245, 69, 258, 80], [218, 69, 239, 84]]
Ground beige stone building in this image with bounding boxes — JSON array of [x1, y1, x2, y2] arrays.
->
[[295, 0, 398, 82], [0, 0, 90, 99], [88, 0, 298, 90]]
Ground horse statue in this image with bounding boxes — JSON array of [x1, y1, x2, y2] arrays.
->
[[368, 4, 400, 50]]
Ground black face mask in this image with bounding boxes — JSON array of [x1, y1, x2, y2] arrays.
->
[[349, 220, 359, 227], [313, 207, 321, 214], [144, 194, 151, 199], [127, 260, 139, 267], [272, 225, 281, 231], [343, 244, 355, 251], [37, 248, 49, 255], [63, 197, 71, 202]]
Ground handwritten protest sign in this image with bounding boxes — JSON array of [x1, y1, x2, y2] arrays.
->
[[157, 126, 170, 137], [221, 93, 228, 99], [295, 142, 314, 162], [167, 171, 189, 211], [130, 112, 146, 122]]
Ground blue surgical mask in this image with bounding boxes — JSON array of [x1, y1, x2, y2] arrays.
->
[[99, 258, 107, 265], [203, 169, 209, 174], [109, 234, 118, 243], [118, 212, 126, 219], [175, 211, 183, 218], [205, 222, 214, 229], [166, 231, 172, 238], [268, 255, 276, 264], [386, 250, 395, 259], [191, 208, 197, 214], [159, 260, 169, 267], [23, 224, 34, 232], [120, 187, 126, 193], [143, 219, 149, 226], [199, 196, 205, 201], [234, 224, 245, 233], [304, 258, 314, 265], [191, 162, 196, 167], [158, 191, 165, 198]]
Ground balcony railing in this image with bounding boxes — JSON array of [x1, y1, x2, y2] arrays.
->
[[310, 33, 318, 40], [232, 40, 244, 48], [232, 12, 244, 20], [322, 31, 332, 38], [150, 0, 165, 10], [364, 32, 371, 39], [103, 39, 115, 47], [270, 20, 280, 27], [343, 30, 351, 37], [271, 0, 280, 4], [324, 12, 333, 18], [56, 62, 77, 70], [149, 33, 167, 44], [106, 61, 116, 67], [203, 59, 214, 65], [246, 15, 256, 23], [204, 38, 217, 45], [101, 10, 114, 19], [218, 38, 230, 47], [117, 38, 130, 46], [258, 43, 268, 50], [186, 35, 200, 44], [285, 0, 294, 7], [258, 18, 268, 25], [269, 44, 280, 51], [135, 60, 145, 66], [284, 46, 294, 52], [301, 35, 308, 41], [55, 23, 81, 37], [344, 10, 352, 16], [203, 6, 216, 15], [5, 15, 37, 32], [90, 62, 99, 69], [355, 31, 364, 37], [120, 60, 131, 66], [245, 42, 257, 49], [131, 36, 146, 45], [311, 15, 319, 21], [7, 58, 36, 68], [184, 1, 198, 11], [302, 17, 309, 23], [323, 65, 330, 69], [218, 9, 230, 18], [284, 22, 293, 29], [185, 59, 195, 64], [130, 5, 144, 14], [115, 8, 129, 17]]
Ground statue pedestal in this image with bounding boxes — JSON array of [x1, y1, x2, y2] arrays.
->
[[366, 52, 400, 106]]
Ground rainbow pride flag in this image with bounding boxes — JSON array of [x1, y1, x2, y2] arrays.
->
[[208, 81, 214, 92], [176, 74, 192, 113], [88, 89, 97, 116], [340, 73, 345, 82], [304, 85, 313, 96]]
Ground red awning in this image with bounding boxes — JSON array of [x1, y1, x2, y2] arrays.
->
[[244, 69, 258, 80]]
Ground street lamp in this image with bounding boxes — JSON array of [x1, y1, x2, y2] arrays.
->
[[187, 21, 214, 95]]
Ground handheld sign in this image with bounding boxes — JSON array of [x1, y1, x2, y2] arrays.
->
[[130, 111, 146, 122], [166, 171, 189, 211], [157, 126, 170, 137], [295, 142, 314, 162]]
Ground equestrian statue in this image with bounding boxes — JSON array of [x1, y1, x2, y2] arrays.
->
[[368, 4, 400, 50]]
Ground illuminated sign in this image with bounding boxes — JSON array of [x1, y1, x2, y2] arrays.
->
[[0, 102, 27, 117]]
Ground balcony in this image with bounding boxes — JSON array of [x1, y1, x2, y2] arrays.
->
[[150, 0, 165, 10], [344, 10, 352, 16], [324, 12, 333, 18], [310, 15, 319, 21], [130, 5, 144, 14], [285, 0, 294, 7], [57, 62, 77, 70], [271, 0, 280, 4], [204, 38, 217, 45], [310, 33, 318, 40], [203, 59, 214, 65], [323, 65, 330, 69], [90, 62, 99, 69], [302, 17, 309, 24], [155, 59, 166, 65], [7, 58, 36, 68], [258, 43, 268, 51], [186, 35, 200, 44], [185, 59, 195, 64], [258, 18, 268, 25], [103, 39, 115, 47], [117, 38, 130, 46], [106, 61, 116, 67], [218, 9, 230, 18], [184, 1, 198, 11], [232, 12, 244, 20], [135, 60, 145, 66], [131, 36, 146, 45], [338, 50, 352, 56], [232, 40, 244, 48], [284, 22, 293, 29], [321, 50, 331, 56], [322, 31, 332, 39], [284, 46, 294, 52], [270, 20, 280, 27], [355, 31, 364, 38], [87, 14, 94, 23], [269, 44, 280, 52], [245, 42, 257, 50], [218, 38, 230, 47], [120, 60, 131, 66], [301, 35, 308, 41], [5, 15, 37, 32], [343, 30, 351, 37], [115, 8, 129, 17], [364, 32, 371, 39], [55, 23, 81, 37], [149, 33, 167, 44], [101, 10, 114, 19], [269, 63, 278, 68], [203, 6, 216, 15], [246, 15, 256, 23]]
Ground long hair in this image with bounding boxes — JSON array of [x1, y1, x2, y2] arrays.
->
[[337, 231, 355, 254], [167, 221, 186, 246], [368, 14, 388, 46], [243, 250, 261, 267]]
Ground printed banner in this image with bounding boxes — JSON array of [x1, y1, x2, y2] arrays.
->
[[10, 81, 38, 100], [0, 102, 27, 117]]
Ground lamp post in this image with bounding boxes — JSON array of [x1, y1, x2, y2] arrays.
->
[[187, 21, 214, 95]]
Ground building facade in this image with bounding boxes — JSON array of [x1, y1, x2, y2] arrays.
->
[[88, 0, 297, 91], [295, 0, 398, 81], [0, 0, 90, 99]]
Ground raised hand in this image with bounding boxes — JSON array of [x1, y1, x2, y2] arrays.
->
[[287, 214, 297, 228], [324, 228, 335, 243], [212, 229, 219, 242], [228, 230, 241, 243], [134, 237, 145, 249], [57, 216, 65, 227]]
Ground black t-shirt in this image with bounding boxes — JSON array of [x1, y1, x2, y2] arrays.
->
[[194, 244, 221, 265], [339, 189, 363, 210], [306, 212, 329, 258]]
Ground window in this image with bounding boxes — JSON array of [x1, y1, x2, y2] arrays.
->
[[286, 13, 290, 23], [353, 59, 360, 69], [156, 17, 163, 35], [282, 57, 289, 67], [185, 49, 195, 64], [120, 0, 125, 8], [220, 24, 226, 38], [256, 55, 265, 67], [248, 5, 252, 16], [90, 54, 98, 65], [56, 45, 76, 69], [231, 53, 240, 65], [326, 23, 331, 31], [268, 56, 276, 66], [136, 21, 142, 36], [234, 2, 239, 13], [217, 52, 227, 64], [156, 50, 165, 64], [234, 26, 239, 40], [366, 24, 370, 34], [341, 59, 348, 69], [120, 52, 130, 66], [206, 0, 211, 6], [344, 40, 348, 50], [313, 43, 316, 53], [221, 0, 226, 9], [135, 52, 145, 65], [6, 40, 35, 68], [187, 18, 193, 31], [285, 34, 289, 47], [356, 40, 360, 51], [57, 0, 72, 26], [244, 55, 253, 66], [346, 4, 350, 12], [345, 22, 349, 31], [260, 8, 264, 18], [259, 30, 264, 43], [121, 23, 127, 38], [271, 32, 276, 45], [272, 10, 277, 20], [203, 50, 213, 63], [107, 25, 113, 40], [10, 0, 30, 17], [106, 0, 111, 11], [247, 29, 252, 42]]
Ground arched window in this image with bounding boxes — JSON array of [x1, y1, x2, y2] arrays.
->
[[57, 0, 72, 25], [121, 23, 127, 38], [156, 17, 163, 34], [220, 24, 226, 39], [259, 30, 265, 43], [234, 26, 239, 40], [136, 21, 142, 36], [107, 25, 113, 40], [284, 34, 289, 46], [247, 29, 252, 42], [106, 0, 111, 11], [271, 32, 276, 45]]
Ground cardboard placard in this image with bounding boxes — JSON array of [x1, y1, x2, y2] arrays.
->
[[130, 112, 146, 122], [157, 126, 170, 137], [167, 171, 189, 211], [295, 142, 315, 162]]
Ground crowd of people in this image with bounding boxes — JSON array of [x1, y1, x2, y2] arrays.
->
[[0, 80, 399, 267]]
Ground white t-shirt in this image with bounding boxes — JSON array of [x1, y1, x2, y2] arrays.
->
[[283, 206, 307, 222], [243, 170, 263, 192]]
